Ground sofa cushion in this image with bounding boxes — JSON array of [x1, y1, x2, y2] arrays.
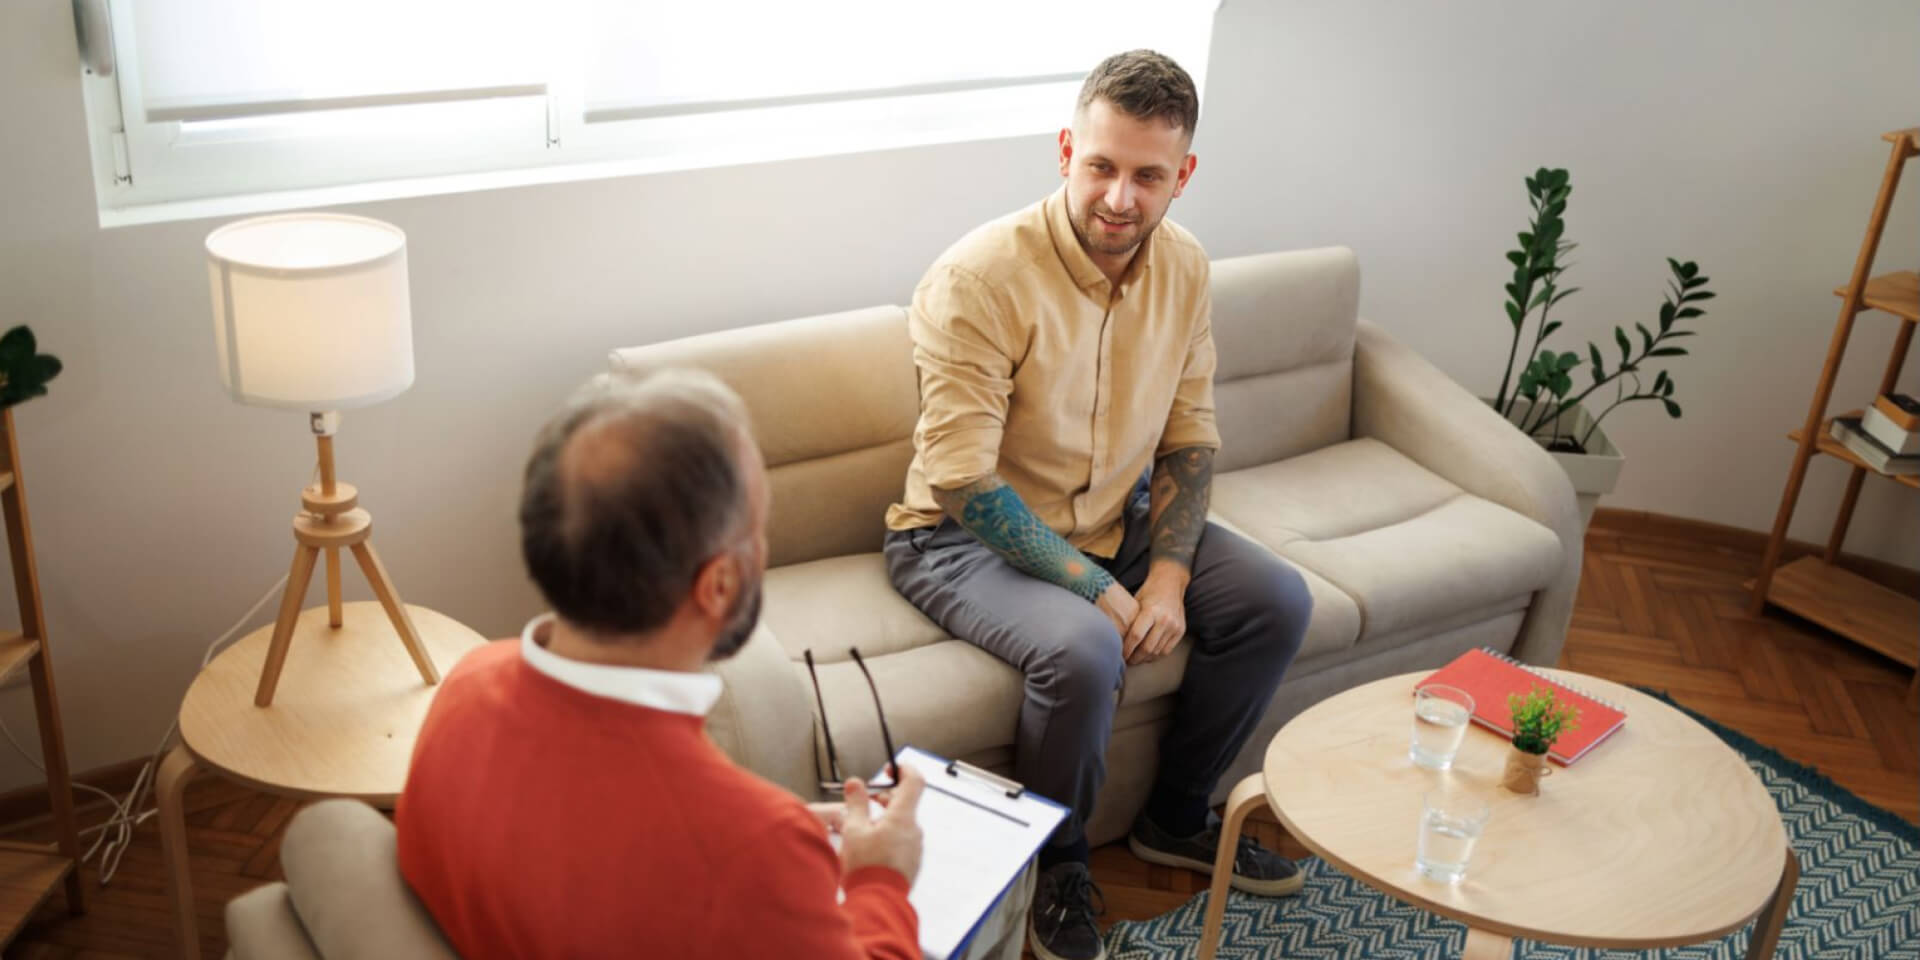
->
[[610, 305, 919, 567], [1211, 247, 1359, 472], [763, 554, 949, 663], [1210, 438, 1562, 644]]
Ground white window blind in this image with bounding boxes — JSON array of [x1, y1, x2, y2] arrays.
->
[[81, 0, 1220, 222], [129, 1, 551, 122]]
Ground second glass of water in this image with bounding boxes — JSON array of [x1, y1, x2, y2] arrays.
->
[[1417, 789, 1491, 884], [1409, 684, 1474, 770]]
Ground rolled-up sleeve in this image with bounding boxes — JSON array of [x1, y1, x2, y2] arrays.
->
[[910, 265, 1018, 490], [1157, 276, 1222, 457]]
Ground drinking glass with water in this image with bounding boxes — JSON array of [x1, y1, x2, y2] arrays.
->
[[1416, 789, 1491, 884], [1409, 684, 1474, 770]]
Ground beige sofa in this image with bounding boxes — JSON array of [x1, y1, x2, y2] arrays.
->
[[610, 245, 1581, 846]]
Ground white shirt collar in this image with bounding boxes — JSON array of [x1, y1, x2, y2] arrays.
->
[[518, 613, 724, 716]]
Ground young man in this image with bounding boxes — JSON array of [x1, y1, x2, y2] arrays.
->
[[398, 370, 925, 960], [883, 50, 1313, 960]]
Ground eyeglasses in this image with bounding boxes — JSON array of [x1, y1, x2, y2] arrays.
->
[[804, 647, 898, 794]]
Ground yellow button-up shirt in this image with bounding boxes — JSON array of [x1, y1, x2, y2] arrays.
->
[[884, 186, 1220, 559]]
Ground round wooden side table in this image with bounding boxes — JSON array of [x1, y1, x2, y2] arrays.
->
[[156, 602, 485, 960], [1197, 669, 1798, 960]]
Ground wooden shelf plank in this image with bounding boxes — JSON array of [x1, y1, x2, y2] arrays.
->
[[0, 634, 34, 688], [1787, 414, 1920, 490], [1834, 270, 1919, 322], [1762, 556, 1919, 669], [0, 847, 73, 945]]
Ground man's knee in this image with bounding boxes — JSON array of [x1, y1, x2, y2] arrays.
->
[[1254, 560, 1313, 662], [1031, 614, 1125, 703]]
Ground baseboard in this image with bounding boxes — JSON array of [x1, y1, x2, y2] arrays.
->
[[0, 756, 149, 832], [1590, 507, 1920, 597]]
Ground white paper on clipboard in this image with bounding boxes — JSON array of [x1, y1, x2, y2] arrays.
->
[[858, 746, 1067, 960]]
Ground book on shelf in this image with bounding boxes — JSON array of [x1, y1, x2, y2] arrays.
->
[[1862, 404, 1920, 455], [1414, 648, 1628, 766], [1873, 392, 1920, 432], [1830, 416, 1920, 475]]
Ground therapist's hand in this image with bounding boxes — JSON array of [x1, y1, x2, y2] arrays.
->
[[838, 767, 925, 885]]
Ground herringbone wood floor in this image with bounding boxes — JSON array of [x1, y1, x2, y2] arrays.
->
[[2, 515, 1915, 958]]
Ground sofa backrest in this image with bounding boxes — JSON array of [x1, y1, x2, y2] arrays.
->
[[1209, 246, 1359, 474], [610, 305, 919, 568], [607, 246, 1360, 566]]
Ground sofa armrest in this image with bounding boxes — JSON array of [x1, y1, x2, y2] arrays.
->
[[279, 800, 458, 960], [704, 623, 822, 800], [1351, 320, 1582, 666]]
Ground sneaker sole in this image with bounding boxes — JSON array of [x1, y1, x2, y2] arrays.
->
[[1127, 834, 1307, 898], [1028, 916, 1108, 960]]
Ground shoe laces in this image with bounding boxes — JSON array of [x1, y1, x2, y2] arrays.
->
[[1043, 868, 1107, 936], [1231, 834, 1268, 874]]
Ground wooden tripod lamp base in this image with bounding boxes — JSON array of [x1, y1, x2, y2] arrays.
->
[[255, 431, 440, 707]]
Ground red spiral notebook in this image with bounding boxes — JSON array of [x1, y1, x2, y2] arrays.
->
[[1414, 648, 1628, 765]]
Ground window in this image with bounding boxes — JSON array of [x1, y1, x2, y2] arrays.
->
[[77, 1, 1220, 225]]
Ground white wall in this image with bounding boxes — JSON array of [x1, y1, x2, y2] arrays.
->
[[0, 0, 1914, 792]]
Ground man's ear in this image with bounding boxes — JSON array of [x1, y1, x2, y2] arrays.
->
[[1058, 127, 1074, 178], [689, 552, 736, 621], [1172, 152, 1197, 199]]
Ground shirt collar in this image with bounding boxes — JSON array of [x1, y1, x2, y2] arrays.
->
[[518, 613, 723, 716], [1044, 185, 1156, 296]]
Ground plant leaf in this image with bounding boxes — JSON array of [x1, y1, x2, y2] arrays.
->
[[1659, 302, 1676, 330], [1648, 346, 1689, 357], [1681, 291, 1717, 303], [1637, 322, 1654, 352], [1506, 301, 1522, 327], [1615, 327, 1631, 364], [1541, 320, 1562, 340], [1676, 307, 1704, 319], [1557, 350, 1579, 371], [1589, 344, 1605, 381], [1663, 399, 1682, 418]]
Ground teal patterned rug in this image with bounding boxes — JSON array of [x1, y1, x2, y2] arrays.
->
[[1104, 692, 1919, 959]]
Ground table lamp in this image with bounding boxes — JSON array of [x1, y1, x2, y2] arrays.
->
[[206, 212, 439, 707]]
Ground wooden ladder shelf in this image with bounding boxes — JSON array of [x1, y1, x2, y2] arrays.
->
[[1748, 128, 1920, 702], [0, 406, 86, 946]]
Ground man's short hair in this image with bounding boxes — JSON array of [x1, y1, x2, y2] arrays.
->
[[519, 369, 752, 637], [1076, 49, 1200, 140]]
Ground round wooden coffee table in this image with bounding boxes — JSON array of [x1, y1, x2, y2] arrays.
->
[[1197, 669, 1798, 960]]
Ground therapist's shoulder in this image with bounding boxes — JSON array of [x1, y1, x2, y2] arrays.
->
[[921, 197, 1054, 297]]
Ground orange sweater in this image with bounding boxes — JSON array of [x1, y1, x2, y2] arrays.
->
[[396, 640, 918, 960]]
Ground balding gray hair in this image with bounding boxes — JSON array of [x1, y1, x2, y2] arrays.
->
[[519, 369, 753, 637]]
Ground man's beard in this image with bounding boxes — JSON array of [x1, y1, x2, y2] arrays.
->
[[1074, 201, 1156, 258], [707, 576, 763, 662]]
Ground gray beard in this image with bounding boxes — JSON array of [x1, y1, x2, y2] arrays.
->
[[707, 583, 763, 662]]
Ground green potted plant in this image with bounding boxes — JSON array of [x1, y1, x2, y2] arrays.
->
[[1486, 168, 1717, 529], [0, 327, 61, 409], [1502, 685, 1580, 795]]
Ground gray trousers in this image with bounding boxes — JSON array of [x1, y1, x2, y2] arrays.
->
[[883, 484, 1312, 847]]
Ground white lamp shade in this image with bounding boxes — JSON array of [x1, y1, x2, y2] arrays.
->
[[207, 213, 414, 410]]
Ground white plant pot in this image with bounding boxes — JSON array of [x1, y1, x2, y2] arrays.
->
[[1485, 398, 1626, 531]]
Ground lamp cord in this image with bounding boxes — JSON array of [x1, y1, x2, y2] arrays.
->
[[0, 460, 316, 885]]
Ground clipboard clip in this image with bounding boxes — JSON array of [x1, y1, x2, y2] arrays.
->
[[945, 759, 1025, 799]]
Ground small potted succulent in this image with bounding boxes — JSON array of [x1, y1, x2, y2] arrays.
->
[[1503, 686, 1580, 795]]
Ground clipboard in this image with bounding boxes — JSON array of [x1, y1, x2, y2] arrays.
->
[[868, 746, 1067, 960]]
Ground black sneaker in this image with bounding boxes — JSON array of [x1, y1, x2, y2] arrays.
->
[[1127, 811, 1305, 897], [1027, 861, 1108, 960]]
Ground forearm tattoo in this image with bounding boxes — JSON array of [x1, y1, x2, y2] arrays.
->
[[1149, 446, 1214, 572], [934, 475, 1115, 602]]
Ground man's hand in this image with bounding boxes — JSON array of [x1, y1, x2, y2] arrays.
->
[[1125, 563, 1189, 665], [838, 767, 925, 886], [1096, 581, 1140, 640], [805, 802, 845, 834]]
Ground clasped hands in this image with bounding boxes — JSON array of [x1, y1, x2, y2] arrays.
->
[[1098, 563, 1189, 665]]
